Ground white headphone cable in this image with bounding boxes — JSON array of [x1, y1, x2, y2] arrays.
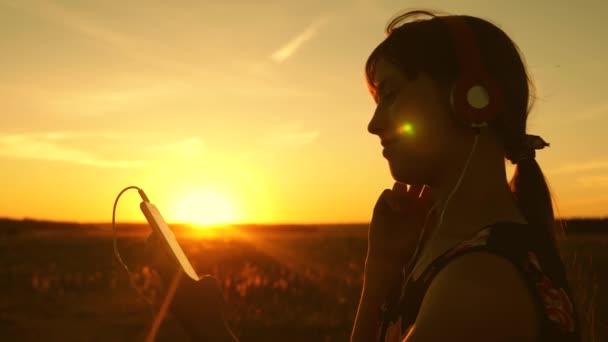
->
[[398, 132, 480, 300]]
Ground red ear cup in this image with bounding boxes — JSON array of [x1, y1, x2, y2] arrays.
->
[[440, 16, 504, 129]]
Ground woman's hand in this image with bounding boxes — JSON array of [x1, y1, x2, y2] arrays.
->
[[144, 233, 239, 342], [351, 183, 435, 342], [367, 182, 435, 274]]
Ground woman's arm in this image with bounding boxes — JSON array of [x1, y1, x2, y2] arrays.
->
[[353, 184, 434, 341], [351, 259, 403, 342]]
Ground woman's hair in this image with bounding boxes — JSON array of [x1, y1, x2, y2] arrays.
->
[[365, 8, 598, 341]]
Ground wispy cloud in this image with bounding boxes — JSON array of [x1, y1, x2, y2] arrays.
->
[[0, 133, 143, 168], [0, 0, 199, 75], [228, 81, 326, 98], [145, 137, 204, 158], [225, 59, 328, 98], [3, 131, 132, 141], [50, 82, 188, 116], [1, 0, 132, 53], [271, 16, 331, 63], [263, 123, 321, 148], [548, 159, 608, 174], [239, 123, 320, 161]]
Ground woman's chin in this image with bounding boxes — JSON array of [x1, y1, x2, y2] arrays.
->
[[389, 163, 425, 185], [389, 166, 408, 183]]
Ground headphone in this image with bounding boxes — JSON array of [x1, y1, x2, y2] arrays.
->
[[440, 15, 504, 131]]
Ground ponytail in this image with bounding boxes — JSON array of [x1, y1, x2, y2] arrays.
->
[[509, 156, 562, 245], [509, 158, 599, 341]]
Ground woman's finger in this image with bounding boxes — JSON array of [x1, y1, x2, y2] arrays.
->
[[392, 182, 409, 194], [408, 184, 425, 198], [380, 188, 400, 212]]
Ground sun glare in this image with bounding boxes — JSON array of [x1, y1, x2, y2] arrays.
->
[[173, 190, 239, 228]]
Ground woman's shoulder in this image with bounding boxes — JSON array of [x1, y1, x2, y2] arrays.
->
[[408, 248, 540, 340], [428, 221, 579, 337], [414, 221, 529, 283], [434, 221, 545, 274], [378, 221, 580, 341]]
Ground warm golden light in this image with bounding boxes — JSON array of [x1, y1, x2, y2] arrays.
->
[[172, 189, 239, 227]]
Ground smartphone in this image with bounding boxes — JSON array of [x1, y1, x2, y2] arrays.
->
[[140, 201, 199, 281]]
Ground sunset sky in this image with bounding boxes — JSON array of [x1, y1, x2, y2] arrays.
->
[[1, 0, 607, 225]]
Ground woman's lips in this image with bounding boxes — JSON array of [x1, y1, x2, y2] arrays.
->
[[382, 141, 399, 157], [381, 136, 400, 147]]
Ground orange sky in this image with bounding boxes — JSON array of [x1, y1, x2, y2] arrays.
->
[[1, 0, 607, 224]]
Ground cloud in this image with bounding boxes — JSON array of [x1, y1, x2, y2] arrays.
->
[[145, 137, 204, 158], [0, 0, 198, 75], [223, 59, 328, 98], [271, 16, 331, 63], [229, 82, 326, 98], [0, 133, 143, 168], [239, 123, 320, 161], [1, 0, 131, 52], [263, 123, 321, 148], [50, 82, 188, 116], [21, 131, 128, 140], [236, 60, 279, 82]]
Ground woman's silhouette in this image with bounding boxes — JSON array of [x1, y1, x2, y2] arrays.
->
[[147, 9, 592, 342]]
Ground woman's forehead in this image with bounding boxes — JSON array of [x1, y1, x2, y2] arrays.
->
[[373, 58, 405, 86], [373, 59, 443, 100]]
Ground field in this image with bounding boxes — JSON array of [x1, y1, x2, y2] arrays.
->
[[0, 218, 606, 341]]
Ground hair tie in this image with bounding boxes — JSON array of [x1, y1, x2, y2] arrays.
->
[[506, 134, 550, 165]]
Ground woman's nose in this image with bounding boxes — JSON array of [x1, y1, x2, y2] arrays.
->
[[368, 109, 386, 136]]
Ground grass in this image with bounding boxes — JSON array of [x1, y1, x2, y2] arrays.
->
[[0, 219, 606, 341]]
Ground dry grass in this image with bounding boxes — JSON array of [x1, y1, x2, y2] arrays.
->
[[0, 220, 605, 341]]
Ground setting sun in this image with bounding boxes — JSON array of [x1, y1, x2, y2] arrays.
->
[[172, 190, 239, 227]]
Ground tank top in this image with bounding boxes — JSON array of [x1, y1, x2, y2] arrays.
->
[[375, 221, 581, 342]]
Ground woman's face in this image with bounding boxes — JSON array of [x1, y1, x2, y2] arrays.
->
[[367, 58, 465, 185]]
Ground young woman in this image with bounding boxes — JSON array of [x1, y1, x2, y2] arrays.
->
[[351, 9, 583, 342], [145, 9, 589, 342]]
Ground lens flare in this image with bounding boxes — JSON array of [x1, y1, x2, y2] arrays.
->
[[401, 122, 415, 136]]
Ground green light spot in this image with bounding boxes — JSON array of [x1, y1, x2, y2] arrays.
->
[[402, 123, 414, 136]]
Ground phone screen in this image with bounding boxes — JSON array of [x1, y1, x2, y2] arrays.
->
[[140, 201, 199, 281]]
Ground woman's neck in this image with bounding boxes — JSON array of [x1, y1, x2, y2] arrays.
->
[[410, 158, 527, 280], [427, 135, 527, 242]]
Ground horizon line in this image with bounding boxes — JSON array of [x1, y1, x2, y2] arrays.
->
[[1, 216, 607, 226]]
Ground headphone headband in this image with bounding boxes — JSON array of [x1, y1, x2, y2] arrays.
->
[[438, 16, 504, 129]]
